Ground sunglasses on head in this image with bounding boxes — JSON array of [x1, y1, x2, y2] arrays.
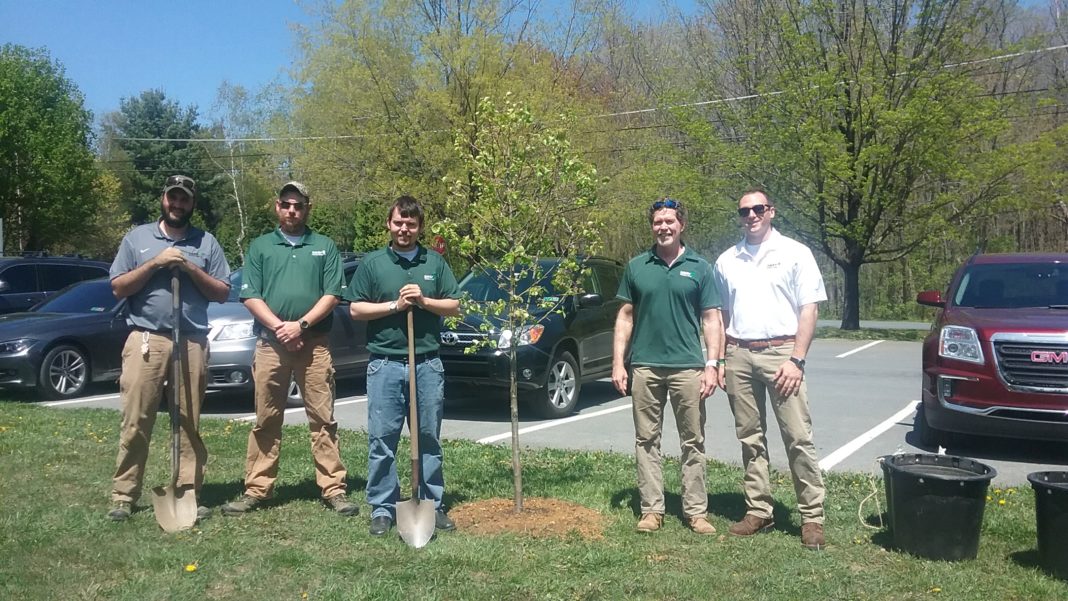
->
[[737, 204, 771, 217], [652, 198, 681, 210]]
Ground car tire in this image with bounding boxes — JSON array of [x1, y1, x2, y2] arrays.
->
[[915, 403, 947, 448], [527, 350, 580, 419], [38, 344, 90, 400]]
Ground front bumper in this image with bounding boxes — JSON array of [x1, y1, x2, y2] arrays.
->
[[207, 339, 255, 390], [922, 367, 1068, 442], [439, 345, 550, 391], [0, 350, 39, 389]]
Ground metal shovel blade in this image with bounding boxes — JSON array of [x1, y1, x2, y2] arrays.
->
[[396, 497, 436, 548], [151, 483, 197, 533]]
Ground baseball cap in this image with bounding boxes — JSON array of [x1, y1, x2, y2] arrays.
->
[[279, 181, 310, 201], [163, 175, 196, 197]]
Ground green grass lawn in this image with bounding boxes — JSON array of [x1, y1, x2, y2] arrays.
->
[[1, 401, 1063, 600]]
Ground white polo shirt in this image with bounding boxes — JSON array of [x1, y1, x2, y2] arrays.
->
[[713, 229, 827, 340]]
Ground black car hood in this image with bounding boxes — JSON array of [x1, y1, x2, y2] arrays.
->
[[0, 311, 113, 338]]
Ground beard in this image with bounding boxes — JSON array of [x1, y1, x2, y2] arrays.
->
[[162, 210, 191, 229]]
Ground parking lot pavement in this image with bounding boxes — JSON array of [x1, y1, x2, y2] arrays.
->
[[24, 337, 1064, 486]]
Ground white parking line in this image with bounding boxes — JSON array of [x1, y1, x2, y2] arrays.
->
[[234, 395, 369, 421], [43, 393, 122, 407], [836, 340, 884, 358], [478, 401, 633, 444], [818, 400, 919, 470]]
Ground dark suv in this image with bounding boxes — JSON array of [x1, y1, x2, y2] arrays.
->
[[915, 253, 1068, 445], [439, 257, 624, 418], [0, 255, 111, 314]]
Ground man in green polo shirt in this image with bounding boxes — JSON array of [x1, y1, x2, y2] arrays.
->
[[348, 195, 460, 537], [612, 197, 724, 535], [222, 181, 357, 517]]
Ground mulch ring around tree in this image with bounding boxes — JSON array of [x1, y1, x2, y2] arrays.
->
[[450, 497, 605, 540]]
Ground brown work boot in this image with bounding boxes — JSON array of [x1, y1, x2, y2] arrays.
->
[[801, 522, 826, 551], [688, 515, 717, 535], [636, 513, 663, 533], [728, 513, 775, 536]]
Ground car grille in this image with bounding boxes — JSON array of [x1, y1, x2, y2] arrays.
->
[[993, 340, 1068, 392], [440, 331, 488, 348]]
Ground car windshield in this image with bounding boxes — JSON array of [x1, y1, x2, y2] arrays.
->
[[460, 262, 561, 303], [33, 279, 120, 313], [954, 263, 1068, 308]]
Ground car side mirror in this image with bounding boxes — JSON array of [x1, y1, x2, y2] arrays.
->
[[578, 293, 603, 308], [916, 290, 945, 308]]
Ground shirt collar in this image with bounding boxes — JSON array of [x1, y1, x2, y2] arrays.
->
[[272, 226, 311, 246], [733, 228, 781, 259], [645, 243, 697, 267], [153, 220, 200, 243], [387, 243, 426, 265]]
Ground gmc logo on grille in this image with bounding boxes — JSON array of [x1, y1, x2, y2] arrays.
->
[[1031, 350, 1068, 363]]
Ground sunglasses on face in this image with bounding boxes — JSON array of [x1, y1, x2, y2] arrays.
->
[[652, 199, 681, 210], [737, 204, 771, 217], [278, 200, 308, 211]]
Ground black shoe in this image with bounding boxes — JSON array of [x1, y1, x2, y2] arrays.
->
[[435, 510, 456, 531], [369, 515, 392, 536]]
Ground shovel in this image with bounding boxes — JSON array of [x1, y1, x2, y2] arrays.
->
[[151, 270, 198, 532], [396, 308, 436, 548]]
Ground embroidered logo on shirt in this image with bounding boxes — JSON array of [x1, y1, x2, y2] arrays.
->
[[241, 283, 249, 290], [680, 271, 693, 278], [424, 274, 435, 281], [311, 250, 326, 256], [139, 248, 150, 254]]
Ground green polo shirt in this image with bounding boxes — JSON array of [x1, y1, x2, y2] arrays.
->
[[240, 227, 343, 337], [346, 245, 459, 356], [616, 245, 721, 368]]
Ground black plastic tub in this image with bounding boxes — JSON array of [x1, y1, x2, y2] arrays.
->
[[1027, 471, 1068, 579], [880, 453, 997, 561]]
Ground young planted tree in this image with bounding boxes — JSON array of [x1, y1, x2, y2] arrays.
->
[[435, 96, 602, 511]]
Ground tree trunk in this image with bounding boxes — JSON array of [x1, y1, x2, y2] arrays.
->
[[509, 348, 523, 512], [841, 261, 861, 330]]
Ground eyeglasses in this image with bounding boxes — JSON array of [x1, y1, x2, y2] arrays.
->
[[737, 204, 771, 217], [652, 199, 681, 210], [278, 200, 308, 211], [166, 175, 194, 188]]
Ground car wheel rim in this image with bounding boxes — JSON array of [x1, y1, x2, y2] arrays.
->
[[546, 359, 577, 409], [49, 350, 86, 395]]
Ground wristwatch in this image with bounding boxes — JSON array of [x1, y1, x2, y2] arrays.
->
[[299, 319, 310, 330], [789, 356, 806, 371], [388, 300, 398, 312]]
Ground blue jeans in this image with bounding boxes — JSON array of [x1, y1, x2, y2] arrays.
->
[[366, 356, 446, 519]]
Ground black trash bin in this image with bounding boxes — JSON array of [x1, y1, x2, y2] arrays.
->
[[881, 453, 997, 561], [1027, 471, 1068, 579]]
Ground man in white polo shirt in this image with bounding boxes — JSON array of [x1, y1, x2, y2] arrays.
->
[[713, 187, 827, 551]]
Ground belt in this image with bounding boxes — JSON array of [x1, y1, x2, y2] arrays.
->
[[370, 351, 439, 363], [727, 335, 795, 350]]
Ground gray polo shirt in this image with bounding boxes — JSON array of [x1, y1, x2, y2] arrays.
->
[[110, 222, 231, 333]]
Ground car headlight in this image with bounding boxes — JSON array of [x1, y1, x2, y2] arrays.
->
[[0, 338, 35, 355], [214, 321, 255, 341], [939, 325, 984, 364], [497, 325, 545, 349]]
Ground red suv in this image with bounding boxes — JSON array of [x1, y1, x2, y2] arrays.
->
[[915, 253, 1068, 446]]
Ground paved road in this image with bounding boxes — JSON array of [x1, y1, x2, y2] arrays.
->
[[38, 338, 1064, 486]]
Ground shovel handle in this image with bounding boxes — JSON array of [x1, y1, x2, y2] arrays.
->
[[170, 270, 181, 488], [407, 309, 420, 497]]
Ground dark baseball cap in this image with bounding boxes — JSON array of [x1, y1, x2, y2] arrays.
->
[[163, 174, 196, 197], [279, 181, 310, 201]]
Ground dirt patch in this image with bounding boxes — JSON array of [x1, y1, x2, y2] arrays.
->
[[451, 497, 605, 540]]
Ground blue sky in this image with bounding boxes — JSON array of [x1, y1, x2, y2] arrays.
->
[[1, 0, 314, 122], [3, 1, 700, 126]]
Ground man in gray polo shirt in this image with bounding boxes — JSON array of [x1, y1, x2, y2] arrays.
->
[[106, 175, 231, 522]]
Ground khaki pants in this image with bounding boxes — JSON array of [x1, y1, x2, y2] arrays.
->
[[111, 330, 208, 503], [724, 343, 825, 523], [242, 336, 346, 499], [631, 366, 707, 517]]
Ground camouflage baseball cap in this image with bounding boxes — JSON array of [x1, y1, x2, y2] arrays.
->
[[279, 181, 310, 201], [163, 174, 196, 197]]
